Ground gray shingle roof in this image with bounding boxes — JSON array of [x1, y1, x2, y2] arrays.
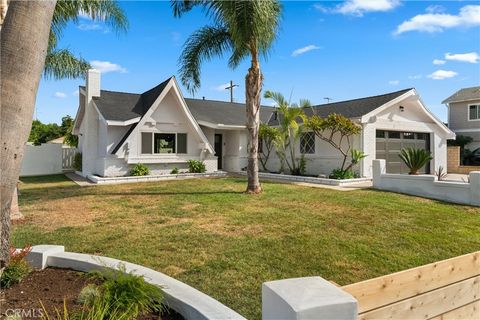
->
[[86, 77, 171, 122], [185, 98, 275, 126], [442, 86, 480, 104], [268, 88, 412, 126]]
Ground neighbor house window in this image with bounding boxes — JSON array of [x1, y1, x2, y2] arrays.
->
[[469, 105, 480, 120], [141, 132, 187, 154], [300, 132, 315, 154]]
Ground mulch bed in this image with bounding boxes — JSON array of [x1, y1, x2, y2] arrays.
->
[[1, 267, 183, 319]]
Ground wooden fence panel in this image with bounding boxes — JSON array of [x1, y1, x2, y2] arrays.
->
[[342, 251, 480, 314], [433, 300, 480, 320], [358, 276, 480, 320], [62, 147, 77, 169]]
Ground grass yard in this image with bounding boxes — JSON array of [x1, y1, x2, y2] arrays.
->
[[13, 175, 480, 319]]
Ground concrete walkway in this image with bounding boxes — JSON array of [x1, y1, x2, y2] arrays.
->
[[64, 172, 96, 187], [444, 173, 469, 183], [290, 180, 372, 191]]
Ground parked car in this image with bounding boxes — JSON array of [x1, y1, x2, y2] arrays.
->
[[466, 148, 480, 165]]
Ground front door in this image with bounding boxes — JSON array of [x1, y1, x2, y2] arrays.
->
[[214, 134, 223, 170]]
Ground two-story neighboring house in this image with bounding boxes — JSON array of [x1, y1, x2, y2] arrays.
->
[[443, 86, 480, 150]]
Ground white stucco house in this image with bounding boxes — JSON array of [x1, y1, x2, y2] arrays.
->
[[74, 69, 454, 179]]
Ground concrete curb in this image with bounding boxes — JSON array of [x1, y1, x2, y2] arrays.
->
[[26, 245, 246, 320]]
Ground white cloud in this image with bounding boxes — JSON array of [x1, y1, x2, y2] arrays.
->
[[427, 70, 458, 80], [445, 52, 479, 64], [54, 92, 67, 98], [336, 0, 400, 16], [408, 74, 422, 80], [433, 59, 446, 65], [426, 5, 445, 14], [388, 80, 400, 85], [292, 45, 321, 57], [90, 60, 127, 74], [395, 5, 480, 35], [212, 83, 230, 92], [78, 23, 102, 31]]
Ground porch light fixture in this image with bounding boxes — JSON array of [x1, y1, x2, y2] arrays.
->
[[399, 105, 405, 112]]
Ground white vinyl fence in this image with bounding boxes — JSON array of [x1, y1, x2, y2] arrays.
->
[[20, 144, 77, 177], [372, 159, 480, 207]]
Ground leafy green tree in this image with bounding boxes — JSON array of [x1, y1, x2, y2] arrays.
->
[[28, 120, 62, 145], [61, 115, 78, 147], [264, 90, 310, 175], [305, 113, 361, 171], [258, 123, 280, 172], [172, 0, 282, 193]]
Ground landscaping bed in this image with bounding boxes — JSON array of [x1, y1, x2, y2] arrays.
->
[[239, 171, 371, 186], [1, 267, 183, 320]]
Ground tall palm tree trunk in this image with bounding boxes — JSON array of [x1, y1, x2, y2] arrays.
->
[[245, 54, 263, 194], [1, 0, 56, 268]]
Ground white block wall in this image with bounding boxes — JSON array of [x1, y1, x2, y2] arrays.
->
[[20, 144, 63, 176]]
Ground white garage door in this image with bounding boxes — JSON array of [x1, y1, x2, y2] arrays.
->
[[376, 130, 431, 174]]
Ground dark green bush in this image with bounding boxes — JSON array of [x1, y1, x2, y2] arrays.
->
[[329, 168, 355, 180], [187, 160, 206, 173], [130, 163, 149, 176], [170, 167, 179, 174], [73, 152, 82, 171]]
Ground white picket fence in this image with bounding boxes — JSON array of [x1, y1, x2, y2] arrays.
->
[[20, 143, 77, 177]]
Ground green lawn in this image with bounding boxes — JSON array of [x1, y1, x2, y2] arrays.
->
[[13, 175, 480, 319]]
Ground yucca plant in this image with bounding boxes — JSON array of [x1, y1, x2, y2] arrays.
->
[[399, 148, 433, 175]]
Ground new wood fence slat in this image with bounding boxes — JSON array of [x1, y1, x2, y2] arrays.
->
[[342, 251, 480, 313], [358, 276, 480, 320], [433, 300, 480, 320]]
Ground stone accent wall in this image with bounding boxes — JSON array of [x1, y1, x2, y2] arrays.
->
[[447, 146, 480, 174]]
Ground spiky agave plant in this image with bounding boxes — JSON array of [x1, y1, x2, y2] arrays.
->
[[399, 148, 433, 175]]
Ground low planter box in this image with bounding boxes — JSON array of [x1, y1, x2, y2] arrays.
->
[[238, 172, 371, 187], [25, 245, 246, 320], [87, 171, 227, 185]]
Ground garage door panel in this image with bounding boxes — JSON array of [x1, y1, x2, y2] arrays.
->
[[376, 130, 430, 174]]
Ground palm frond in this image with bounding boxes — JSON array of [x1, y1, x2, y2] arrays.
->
[[44, 49, 90, 80], [52, 0, 128, 37], [178, 25, 232, 93]]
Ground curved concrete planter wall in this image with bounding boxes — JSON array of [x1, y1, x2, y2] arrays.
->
[[26, 245, 245, 320]]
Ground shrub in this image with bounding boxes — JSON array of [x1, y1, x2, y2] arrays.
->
[[130, 163, 149, 176], [399, 148, 433, 175], [299, 154, 306, 176], [187, 160, 206, 173], [73, 152, 82, 171], [329, 168, 355, 180], [435, 166, 447, 181], [170, 167, 179, 174], [0, 245, 32, 288], [86, 264, 164, 319]]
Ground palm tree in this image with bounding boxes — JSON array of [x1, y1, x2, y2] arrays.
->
[[172, 0, 282, 193], [1, 0, 56, 270], [264, 91, 310, 175], [0, 0, 127, 268]]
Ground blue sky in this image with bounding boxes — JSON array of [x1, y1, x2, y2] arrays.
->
[[36, 0, 480, 124]]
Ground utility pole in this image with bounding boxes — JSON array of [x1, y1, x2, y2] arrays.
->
[[225, 80, 239, 103]]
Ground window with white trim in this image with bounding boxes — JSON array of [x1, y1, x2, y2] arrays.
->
[[469, 105, 480, 120], [300, 132, 315, 154], [141, 132, 187, 154]]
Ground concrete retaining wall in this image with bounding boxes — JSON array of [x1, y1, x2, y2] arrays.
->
[[26, 245, 245, 320], [88, 171, 227, 185], [373, 159, 480, 206]]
